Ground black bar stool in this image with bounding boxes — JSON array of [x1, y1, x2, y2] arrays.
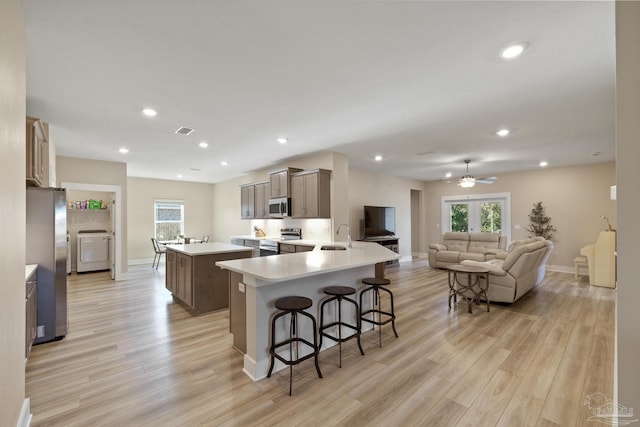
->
[[359, 277, 398, 347], [319, 286, 364, 368], [267, 296, 322, 395]]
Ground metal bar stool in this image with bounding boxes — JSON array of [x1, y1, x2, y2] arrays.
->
[[319, 286, 364, 368], [267, 296, 322, 395], [359, 277, 398, 347]]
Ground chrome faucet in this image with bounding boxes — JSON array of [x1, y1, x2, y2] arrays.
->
[[336, 223, 352, 248]]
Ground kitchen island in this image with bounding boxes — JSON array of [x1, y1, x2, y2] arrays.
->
[[165, 242, 254, 314], [216, 241, 400, 380]]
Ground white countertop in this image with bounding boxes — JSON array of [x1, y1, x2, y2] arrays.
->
[[165, 242, 257, 256], [26, 264, 37, 281], [216, 241, 399, 283]]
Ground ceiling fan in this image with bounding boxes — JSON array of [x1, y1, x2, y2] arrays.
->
[[458, 160, 496, 188]]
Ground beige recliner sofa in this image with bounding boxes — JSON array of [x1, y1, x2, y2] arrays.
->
[[460, 237, 554, 303], [428, 232, 507, 268]]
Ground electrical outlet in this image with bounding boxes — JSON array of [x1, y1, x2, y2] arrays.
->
[[37, 325, 45, 338], [515, 224, 521, 230], [239, 283, 245, 293]]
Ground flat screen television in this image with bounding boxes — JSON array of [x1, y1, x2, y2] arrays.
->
[[364, 205, 396, 238]]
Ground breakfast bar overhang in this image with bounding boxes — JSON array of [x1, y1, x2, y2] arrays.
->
[[216, 241, 400, 381]]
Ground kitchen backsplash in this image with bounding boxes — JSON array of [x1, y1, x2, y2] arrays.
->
[[249, 218, 332, 241]]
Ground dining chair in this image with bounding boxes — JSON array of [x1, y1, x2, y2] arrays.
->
[[184, 237, 192, 244], [151, 238, 166, 270], [201, 235, 209, 243]]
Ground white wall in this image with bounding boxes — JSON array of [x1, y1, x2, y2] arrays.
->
[[127, 177, 215, 263], [0, 1, 28, 425], [616, 1, 640, 412]]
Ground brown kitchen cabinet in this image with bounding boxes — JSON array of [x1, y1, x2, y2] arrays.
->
[[253, 181, 270, 219], [26, 117, 48, 187], [240, 184, 255, 219], [291, 169, 331, 218], [165, 246, 253, 314], [278, 242, 314, 254], [269, 167, 302, 198]]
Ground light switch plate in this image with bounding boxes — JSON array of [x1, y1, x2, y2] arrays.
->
[[239, 283, 245, 293]]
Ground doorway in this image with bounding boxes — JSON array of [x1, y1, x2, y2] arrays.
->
[[410, 189, 423, 257], [62, 182, 123, 280]]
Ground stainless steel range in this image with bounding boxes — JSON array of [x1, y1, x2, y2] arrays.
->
[[280, 228, 302, 240]]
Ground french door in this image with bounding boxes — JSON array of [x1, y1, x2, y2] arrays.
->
[[442, 193, 511, 241]]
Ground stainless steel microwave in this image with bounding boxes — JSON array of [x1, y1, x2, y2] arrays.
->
[[268, 197, 291, 218]]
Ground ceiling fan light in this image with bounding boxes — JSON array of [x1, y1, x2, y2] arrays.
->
[[460, 176, 476, 188]]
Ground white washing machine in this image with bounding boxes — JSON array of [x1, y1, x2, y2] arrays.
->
[[77, 230, 111, 273]]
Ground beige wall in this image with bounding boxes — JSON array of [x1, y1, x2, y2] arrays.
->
[[616, 1, 640, 412], [423, 162, 616, 269], [127, 177, 215, 262], [56, 156, 128, 274], [0, 1, 27, 425], [348, 168, 426, 260]]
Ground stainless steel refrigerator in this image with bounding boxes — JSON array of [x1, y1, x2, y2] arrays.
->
[[26, 187, 68, 344]]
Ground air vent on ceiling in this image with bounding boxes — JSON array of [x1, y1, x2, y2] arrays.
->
[[175, 127, 195, 135]]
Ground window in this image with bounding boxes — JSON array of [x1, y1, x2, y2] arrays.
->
[[154, 200, 184, 240], [442, 193, 511, 242]]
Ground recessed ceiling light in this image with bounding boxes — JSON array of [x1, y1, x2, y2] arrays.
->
[[277, 137, 288, 144], [540, 161, 548, 167], [445, 172, 452, 178], [374, 155, 383, 161], [501, 43, 526, 59], [199, 142, 208, 148], [142, 108, 157, 117], [496, 128, 510, 137], [177, 174, 183, 178], [118, 147, 129, 154], [221, 161, 229, 166]]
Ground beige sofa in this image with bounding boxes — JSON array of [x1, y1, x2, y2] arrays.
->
[[428, 232, 507, 268], [460, 237, 554, 303]]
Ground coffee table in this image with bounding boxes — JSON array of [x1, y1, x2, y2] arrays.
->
[[447, 264, 491, 313]]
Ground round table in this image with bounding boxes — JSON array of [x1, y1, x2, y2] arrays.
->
[[447, 264, 491, 313]]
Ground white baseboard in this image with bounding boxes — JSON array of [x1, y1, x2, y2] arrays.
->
[[412, 252, 428, 258], [546, 264, 574, 274], [128, 258, 160, 267], [17, 398, 31, 427]]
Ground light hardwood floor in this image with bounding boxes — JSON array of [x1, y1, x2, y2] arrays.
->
[[25, 260, 615, 426]]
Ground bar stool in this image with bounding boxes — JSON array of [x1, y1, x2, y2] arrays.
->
[[359, 277, 398, 347], [319, 286, 364, 368], [267, 296, 322, 396]]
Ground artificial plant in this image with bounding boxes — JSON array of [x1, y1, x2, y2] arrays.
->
[[526, 201, 557, 240]]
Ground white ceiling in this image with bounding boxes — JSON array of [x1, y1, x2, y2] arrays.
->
[[21, 1, 615, 184]]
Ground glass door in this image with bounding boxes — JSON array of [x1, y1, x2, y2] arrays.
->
[[442, 193, 510, 241]]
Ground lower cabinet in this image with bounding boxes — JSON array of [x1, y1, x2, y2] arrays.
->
[[165, 248, 253, 314]]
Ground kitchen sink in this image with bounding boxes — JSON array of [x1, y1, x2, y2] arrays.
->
[[320, 245, 347, 251]]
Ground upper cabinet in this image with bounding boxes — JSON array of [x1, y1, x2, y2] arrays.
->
[[26, 117, 48, 187], [291, 169, 331, 218], [254, 181, 270, 219], [240, 184, 255, 219], [269, 167, 302, 198], [240, 181, 270, 219]]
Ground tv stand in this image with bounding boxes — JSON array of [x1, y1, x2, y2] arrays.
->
[[361, 236, 399, 265]]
